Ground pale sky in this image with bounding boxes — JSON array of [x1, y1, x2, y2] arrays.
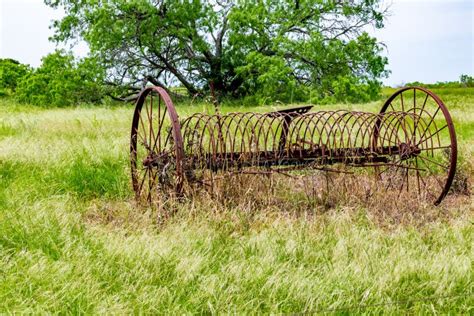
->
[[0, 0, 473, 86]]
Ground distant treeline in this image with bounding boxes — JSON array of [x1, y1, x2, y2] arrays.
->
[[404, 74, 474, 89]]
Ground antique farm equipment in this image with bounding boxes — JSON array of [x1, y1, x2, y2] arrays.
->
[[130, 86, 457, 205]]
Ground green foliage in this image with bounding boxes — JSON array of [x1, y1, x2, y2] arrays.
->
[[460, 74, 474, 87], [405, 74, 474, 89], [15, 51, 105, 107], [45, 0, 389, 103], [0, 59, 31, 95]]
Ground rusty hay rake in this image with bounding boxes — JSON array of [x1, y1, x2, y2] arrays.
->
[[130, 86, 457, 206]]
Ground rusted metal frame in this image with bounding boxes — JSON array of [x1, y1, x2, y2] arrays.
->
[[195, 145, 400, 170], [131, 86, 458, 206], [198, 151, 394, 171]]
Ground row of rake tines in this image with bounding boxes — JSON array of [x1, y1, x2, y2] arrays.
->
[[178, 110, 433, 172]]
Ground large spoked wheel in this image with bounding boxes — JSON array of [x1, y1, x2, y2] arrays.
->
[[373, 86, 457, 205], [130, 87, 184, 203]]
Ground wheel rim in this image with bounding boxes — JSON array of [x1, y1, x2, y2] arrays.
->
[[374, 86, 457, 205], [130, 87, 184, 203]]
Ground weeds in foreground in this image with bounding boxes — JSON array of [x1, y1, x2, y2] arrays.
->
[[91, 169, 471, 232]]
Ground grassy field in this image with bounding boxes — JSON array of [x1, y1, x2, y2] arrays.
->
[[0, 87, 473, 313]]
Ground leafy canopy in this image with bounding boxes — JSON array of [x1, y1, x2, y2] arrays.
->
[[0, 59, 30, 95], [16, 50, 105, 107], [46, 0, 389, 103]]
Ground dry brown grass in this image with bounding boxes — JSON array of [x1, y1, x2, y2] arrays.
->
[[84, 168, 473, 232]]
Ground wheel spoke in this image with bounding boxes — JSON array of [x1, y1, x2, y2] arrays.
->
[[417, 107, 440, 142], [152, 102, 168, 153], [389, 103, 396, 112], [416, 154, 448, 171], [149, 94, 154, 147], [138, 168, 149, 196], [416, 124, 448, 147], [400, 91, 404, 112], [138, 109, 149, 147], [416, 159, 437, 199], [416, 156, 445, 191], [417, 145, 451, 152], [415, 158, 421, 194]]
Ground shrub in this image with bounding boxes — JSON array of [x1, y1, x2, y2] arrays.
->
[[0, 58, 31, 94], [16, 51, 105, 107]]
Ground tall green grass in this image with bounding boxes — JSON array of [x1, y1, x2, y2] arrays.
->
[[0, 89, 472, 313]]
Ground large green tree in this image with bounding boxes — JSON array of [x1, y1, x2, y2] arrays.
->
[[45, 0, 389, 102]]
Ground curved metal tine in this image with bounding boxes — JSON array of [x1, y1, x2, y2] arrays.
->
[[417, 106, 441, 145], [328, 111, 349, 158], [341, 111, 358, 161], [195, 114, 217, 167], [221, 113, 239, 163], [416, 115, 442, 155], [380, 113, 417, 182], [287, 113, 311, 156], [416, 124, 448, 148], [189, 114, 209, 159], [137, 108, 150, 150], [149, 93, 154, 148], [413, 91, 429, 140], [233, 113, 249, 165], [375, 112, 400, 166], [152, 95, 168, 154], [264, 113, 288, 158], [247, 113, 265, 164], [380, 112, 402, 148], [309, 112, 329, 161], [208, 116, 220, 168], [327, 110, 348, 155], [298, 113, 315, 152], [345, 112, 365, 158], [322, 112, 340, 161], [254, 114, 269, 160], [148, 167, 157, 203], [297, 112, 318, 152], [374, 114, 406, 184], [225, 113, 247, 170], [318, 111, 341, 161], [360, 113, 381, 153], [144, 92, 157, 152], [400, 112, 417, 144], [239, 112, 261, 164], [387, 112, 408, 146]]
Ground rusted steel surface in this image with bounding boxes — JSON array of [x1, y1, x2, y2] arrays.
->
[[130, 86, 457, 205]]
